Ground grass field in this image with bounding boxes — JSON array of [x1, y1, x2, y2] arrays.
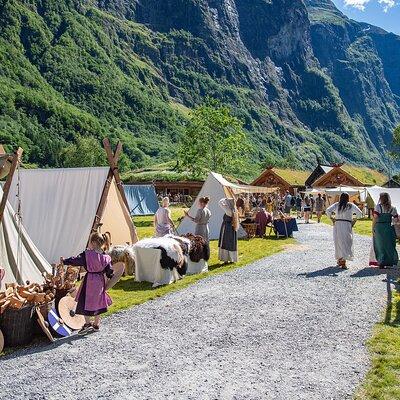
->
[[107, 207, 294, 315]]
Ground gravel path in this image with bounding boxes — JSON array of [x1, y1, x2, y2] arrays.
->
[[0, 223, 387, 400]]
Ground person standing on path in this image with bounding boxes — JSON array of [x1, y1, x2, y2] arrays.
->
[[370, 192, 399, 268], [315, 193, 325, 223], [218, 198, 239, 263], [154, 197, 175, 237], [326, 192, 363, 269], [283, 191, 292, 214], [184, 196, 212, 243], [303, 194, 311, 224]]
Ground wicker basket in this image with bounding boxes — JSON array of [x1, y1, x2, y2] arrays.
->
[[0, 305, 35, 347]]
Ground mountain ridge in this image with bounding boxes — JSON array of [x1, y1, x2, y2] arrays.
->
[[0, 0, 398, 173]]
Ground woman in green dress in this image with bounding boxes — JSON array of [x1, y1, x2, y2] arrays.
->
[[371, 193, 399, 268]]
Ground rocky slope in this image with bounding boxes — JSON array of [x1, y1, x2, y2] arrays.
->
[[0, 0, 398, 170]]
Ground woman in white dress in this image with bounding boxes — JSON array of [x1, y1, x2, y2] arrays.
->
[[326, 193, 363, 269]]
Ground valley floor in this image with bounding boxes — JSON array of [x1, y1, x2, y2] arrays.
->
[[0, 223, 387, 399]]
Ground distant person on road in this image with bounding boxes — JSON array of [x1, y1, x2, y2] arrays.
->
[[315, 193, 325, 223], [283, 191, 292, 214], [295, 194, 303, 219], [303, 194, 312, 224], [326, 192, 363, 269]]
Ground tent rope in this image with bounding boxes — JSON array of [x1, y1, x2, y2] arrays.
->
[[15, 161, 23, 277]]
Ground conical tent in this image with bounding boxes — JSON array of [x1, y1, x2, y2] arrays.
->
[[0, 185, 51, 289], [8, 167, 137, 264], [124, 184, 159, 216], [177, 172, 276, 240]]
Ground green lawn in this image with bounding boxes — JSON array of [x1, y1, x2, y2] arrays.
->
[[355, 292, 400, 400], [107, 208, 294, 315]]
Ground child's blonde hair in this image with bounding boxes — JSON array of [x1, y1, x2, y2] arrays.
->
[[90, 231, 111, 251]]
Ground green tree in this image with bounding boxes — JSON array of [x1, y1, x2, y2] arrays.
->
[[60, 135, 107, 168], [179, 99, 251, 178], [392, 125, 400, 159]]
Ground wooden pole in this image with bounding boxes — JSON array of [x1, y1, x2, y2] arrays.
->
[[0, 147, 23, 225], [88, 143, 121, 240], [102, 138, 130, 211]]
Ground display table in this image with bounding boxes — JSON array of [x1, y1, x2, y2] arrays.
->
[[186, 258, 208, 275], [134, 248, 181, 288], [273, 218, 298, 238]]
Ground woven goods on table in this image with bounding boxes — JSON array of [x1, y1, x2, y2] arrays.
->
[[0, 304, 35, 347]]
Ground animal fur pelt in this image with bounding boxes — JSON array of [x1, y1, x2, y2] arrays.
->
[[108, 246, 135, 276], [183, 234, 210, 262]]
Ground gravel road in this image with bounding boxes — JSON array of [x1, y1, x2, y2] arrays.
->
[[0, 223, 387, 400]]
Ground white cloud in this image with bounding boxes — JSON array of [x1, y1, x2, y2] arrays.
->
[[343, 0, 397, 11]]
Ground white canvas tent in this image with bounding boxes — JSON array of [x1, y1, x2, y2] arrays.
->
[[0, 185, 51, 289], [367, 186, 400, 210], [177, 172, 276, 240], [8, 167, 137, 264]]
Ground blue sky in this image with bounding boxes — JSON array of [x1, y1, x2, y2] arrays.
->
[[332, 0, 400, 34]]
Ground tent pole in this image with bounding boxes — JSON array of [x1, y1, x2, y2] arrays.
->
[[0, 147, 23, 225], [87, 141, 121, 243], [103, 138, 130, 211]]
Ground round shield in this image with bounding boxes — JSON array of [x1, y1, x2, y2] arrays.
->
[[58, 296, 85, 331], [0, 328, 4, 354], [47, 308, 72, 337]]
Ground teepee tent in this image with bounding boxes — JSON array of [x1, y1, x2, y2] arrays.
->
[[177, 172, 277, 240], [0, 186, 51, 289], [8, 140, 138, 264], [0, 147, 51, 289], [124, 184, 159, 216], [367, 186, 400, 210]]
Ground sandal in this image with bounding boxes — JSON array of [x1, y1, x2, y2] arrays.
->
[[78, 323, 94, 335]]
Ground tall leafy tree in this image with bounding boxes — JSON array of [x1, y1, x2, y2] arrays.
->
[[179, 99, 251, 178]]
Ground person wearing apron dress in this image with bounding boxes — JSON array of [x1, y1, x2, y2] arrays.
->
[[372, 193, 398, 268]]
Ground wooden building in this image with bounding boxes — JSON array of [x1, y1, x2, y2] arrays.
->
[[311, 164, 364, 188], [383, 178, 400, 188], [251, 167, 308, 194], [149, 180, 204, 197]]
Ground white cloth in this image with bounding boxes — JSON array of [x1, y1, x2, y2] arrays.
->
[[0, 186, 51, 288], [326, 202, 363, 261], [218, 248, 238, 263], [186, 258, 208, 275], [373, 204, 398, 216], [8, 167, 109, 263], [134, 247, 180, 288]]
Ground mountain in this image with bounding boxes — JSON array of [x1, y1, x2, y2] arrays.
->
[[0, 0, 398, 172]]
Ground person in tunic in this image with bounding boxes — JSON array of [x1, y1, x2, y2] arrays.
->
[[184, 196, 212, 243], [370, 193, 399, 268], [283, 191, 292, 214], [326, 193, 363, 269], [303, 194, 311, 224], [218, 198, 239, 263], [63, 233, 115, 333], [315, 193, 325, 223], [154, 197, 175, 237], [255, 201, 272, 237], [295, 194, 303, 219]]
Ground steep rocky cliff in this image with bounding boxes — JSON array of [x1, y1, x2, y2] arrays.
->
[[0, 0, 398, 170]]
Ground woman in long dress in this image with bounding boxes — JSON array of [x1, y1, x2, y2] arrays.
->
[[154, 197, 175, 237], [370, 193, 398, 268], [184, 196, 212, 243], [218, 198, 239, 263], [326, 193, 363, 269]]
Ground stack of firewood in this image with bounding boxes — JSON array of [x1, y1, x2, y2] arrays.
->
[[0, 266, 79, 314], [0, 282, 55, 313]]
